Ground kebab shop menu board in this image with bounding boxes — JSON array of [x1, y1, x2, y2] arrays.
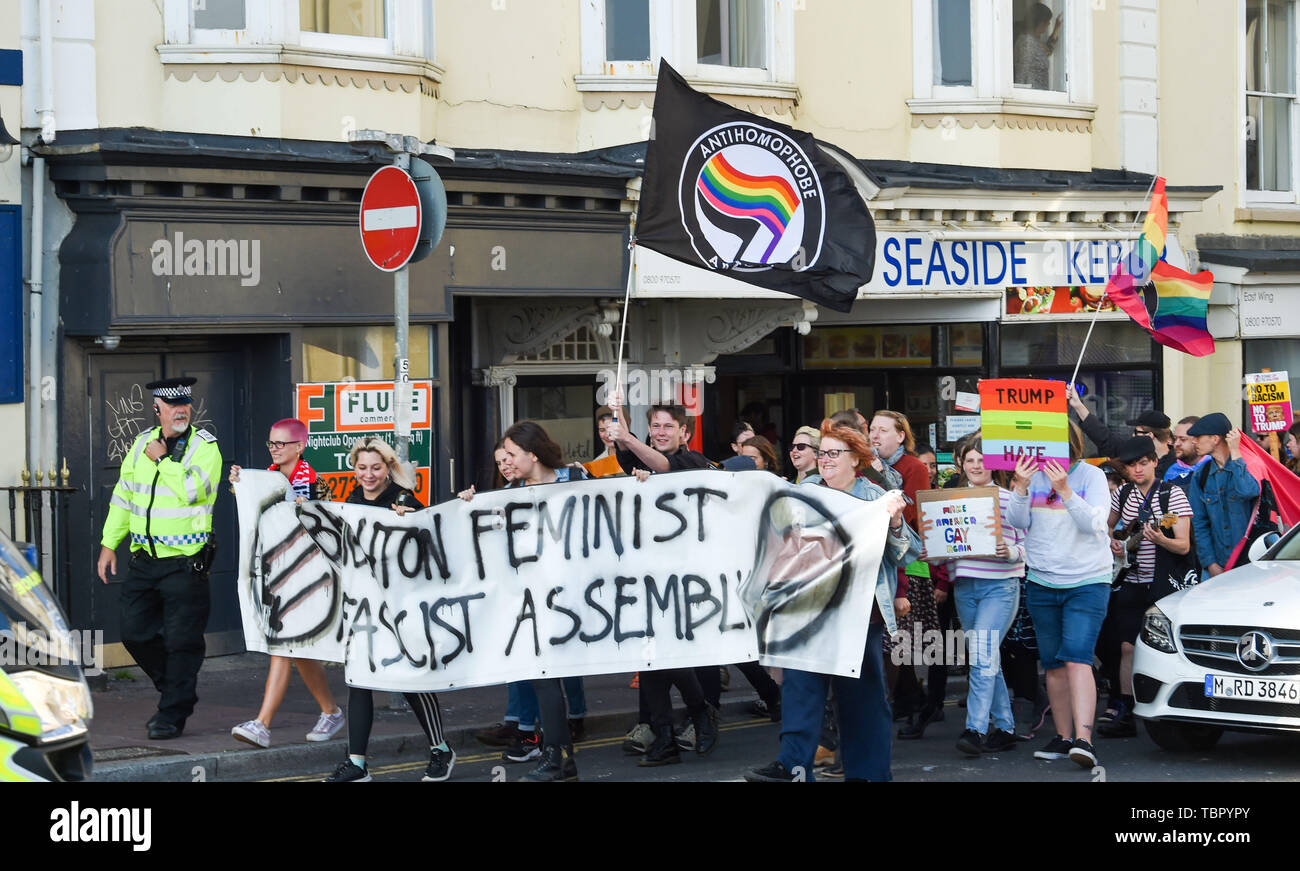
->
[[1246, 371, 1293, 434], [978, 378, 1069, 471], [804, 325, 982, 368], [916, 486, 1003, 560]]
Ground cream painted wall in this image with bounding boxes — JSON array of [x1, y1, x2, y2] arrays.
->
[[1164, 341, 1244, 426], [1091, 4, 1122, 170], [792, 0, 911, 160], [0, 406, 26, 493], [910, 124, 1092, 170], [92, 0, 164, 129]]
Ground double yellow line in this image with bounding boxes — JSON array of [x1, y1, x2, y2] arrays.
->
[[265, 717, 775, 782]]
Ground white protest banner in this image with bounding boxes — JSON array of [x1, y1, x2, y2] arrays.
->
[[233, 470, 896, 690], [916, 486, 1003, 560]]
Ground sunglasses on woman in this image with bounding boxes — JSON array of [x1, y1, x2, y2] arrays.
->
[[789, 442, 815, 453]]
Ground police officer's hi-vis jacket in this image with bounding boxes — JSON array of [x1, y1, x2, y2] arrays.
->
[[101, 426, 222, 559]]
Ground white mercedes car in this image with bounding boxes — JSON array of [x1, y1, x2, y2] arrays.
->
[[1133, 526, 1299, 751]]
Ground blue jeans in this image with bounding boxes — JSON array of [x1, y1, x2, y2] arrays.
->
[[506, 678, 588, 730], [953, 577, 1018, 735], [1024, 581, 1110, 671], [778, 622, 891, 782]]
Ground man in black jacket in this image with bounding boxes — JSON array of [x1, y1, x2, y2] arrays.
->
[[1067, 385, 1174, 475]]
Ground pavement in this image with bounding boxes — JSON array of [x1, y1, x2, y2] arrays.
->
[[88, 653, 769, 781]]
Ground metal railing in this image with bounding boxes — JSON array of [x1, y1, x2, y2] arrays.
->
[[3, 463, 77, 613]]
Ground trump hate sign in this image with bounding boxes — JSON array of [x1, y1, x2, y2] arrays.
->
[[978, 378, 1069, 471]]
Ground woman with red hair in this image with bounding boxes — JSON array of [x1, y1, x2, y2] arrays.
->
[[746, 420, 918, 782]]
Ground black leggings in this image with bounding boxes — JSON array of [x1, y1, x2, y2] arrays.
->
[[347, 686, 445, 756]]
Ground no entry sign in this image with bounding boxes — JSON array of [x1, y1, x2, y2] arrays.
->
[[360, 165, 421, 271]]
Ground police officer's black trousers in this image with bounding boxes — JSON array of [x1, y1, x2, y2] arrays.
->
[[119, 551, 211, 727]]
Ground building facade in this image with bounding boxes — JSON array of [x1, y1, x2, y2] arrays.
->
[[7, 0, 1297, 658]]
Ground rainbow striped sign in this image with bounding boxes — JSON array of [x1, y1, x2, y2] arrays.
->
[[978, 378, 1069, 471]]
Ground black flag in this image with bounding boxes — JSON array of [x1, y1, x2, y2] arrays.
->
[[636, 62, 875, 314]]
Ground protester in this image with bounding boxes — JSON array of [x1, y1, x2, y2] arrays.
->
[[731, 420, 756, 457], [738, 434, 780, 476], [1186, 414, 1260, 578], [830, 410, 897, 489], [788, 425, 821, 483], [605, 404, 720, 767], [324, 437, 454, 783], [1096, 437, 1193, 739], [1006, 422, 1112, 770], [1165, 415, 1207, 482], [915, 443, 939, 488], [1131, 412, 1176, 479], [869, 411, 929, 527], [227, 419, 344, 749], [745, 420, 918, 782], [1285, 421, 1300, 476], [925, 435, 1026, 756]]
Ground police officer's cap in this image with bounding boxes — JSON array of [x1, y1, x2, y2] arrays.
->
[[146, 376, 198, 405]]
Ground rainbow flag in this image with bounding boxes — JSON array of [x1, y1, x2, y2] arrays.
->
[[696, 154, 801, 263], [1102, 177, 1168, 330], [1149, 260, 1215, 356]]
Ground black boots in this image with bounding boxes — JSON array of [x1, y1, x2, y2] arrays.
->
[[692, 704, 720, 756], [518, 744, 579, 781], [639, 725, 681, 766]]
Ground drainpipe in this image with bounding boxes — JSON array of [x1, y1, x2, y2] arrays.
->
[[27, 0, 55, 474]]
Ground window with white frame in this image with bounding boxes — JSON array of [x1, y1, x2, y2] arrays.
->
[[1244, 0, 1296, 196], [161, 0, 436, 76], [577, 0, 795, 94], [911, 0, 1092, 116]]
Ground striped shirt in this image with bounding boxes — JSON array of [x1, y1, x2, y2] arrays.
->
[[949, 486, 1026, 581], [1110, 482, 1192, 584]]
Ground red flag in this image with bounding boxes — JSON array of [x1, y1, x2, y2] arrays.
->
[[1239, 435, 1300, 528]]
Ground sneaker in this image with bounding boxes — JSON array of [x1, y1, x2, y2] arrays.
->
[[955, 729, 984, 756], [1097, 712, 1137, 739], [502, 730, 541, 763], [898, 705, 943, 740], [744, 760, 799, 782], [473, 722, 519, 748], [674, 720, 696, 751], [306, 708, 345, 742], [821, 763, 844, 779], [983, 729, 1018, 752], [518, 744, 579, 782], [231, 720, 270, 749], [813, 745, 836, 768], [422, 746, 456, 782], [1033, 735, 1073, 760], [621, 722, 653, 755], [1068, 739, 1098, 769], [322, 759, 371, 782]]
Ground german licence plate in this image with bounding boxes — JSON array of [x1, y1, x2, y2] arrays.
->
[[1204, 674, 1300, 703]]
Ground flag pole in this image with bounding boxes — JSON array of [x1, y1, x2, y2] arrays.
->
[[1068, 173, 1159, 393], [611, 240, 635, 420]]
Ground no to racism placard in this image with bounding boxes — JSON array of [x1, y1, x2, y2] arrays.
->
[[1246, 371, 1293, 434], [978, 378, 1069, 471], [916, 487, 1003, 560], [233, 470, 904, 690]]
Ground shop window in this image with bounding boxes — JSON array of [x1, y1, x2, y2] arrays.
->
[[1000, 321, 1151, 368], [302, 325, 432, 382], [1244, 0, 1297, 199], [1011, 0, 1065, 93], [804, 325, 934, 369], [515, 383, 600, 465]]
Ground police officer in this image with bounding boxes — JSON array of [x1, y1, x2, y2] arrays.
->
[[96, 376, 222, 739]]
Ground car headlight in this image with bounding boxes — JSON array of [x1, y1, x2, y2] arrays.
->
[[1140, 605, 1177, 654], [4, 670, 92, 743]]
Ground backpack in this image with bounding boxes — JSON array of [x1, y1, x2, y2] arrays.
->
[[1150, 483, 1200, 600]]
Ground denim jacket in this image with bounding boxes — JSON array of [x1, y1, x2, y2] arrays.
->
[[806, 476, 920, 636], [1186, 456, 1259, 569]]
